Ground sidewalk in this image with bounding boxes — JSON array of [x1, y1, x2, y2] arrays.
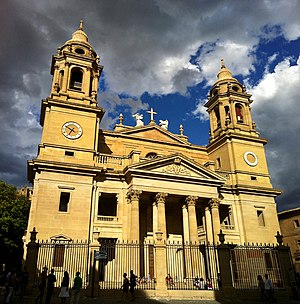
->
[[6, 294, 300, 304]]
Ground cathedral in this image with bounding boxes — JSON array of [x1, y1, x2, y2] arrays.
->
[[25, 22, 284, 295]]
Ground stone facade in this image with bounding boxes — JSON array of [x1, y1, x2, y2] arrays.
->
[[26, 22, 281, 254], [278, 207, 300, 273]]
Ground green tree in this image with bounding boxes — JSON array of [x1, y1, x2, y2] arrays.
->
[[0, 181, 30, 269]]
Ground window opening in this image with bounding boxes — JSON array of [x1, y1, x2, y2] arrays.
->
[[146, 152, 158, 159], [235, 104, 243, 123], [294, 219, 300, 228], [251, 176, 257, 180], [70, 68, 83, 90], [216, 158, 221, 169], [98, 193, 117, 216], [214, 106, 221, 127], [257, 210, 265, 226], [65, 151, 74, 156], [75, 48, 85, 55], [59, 192, 70, 212]]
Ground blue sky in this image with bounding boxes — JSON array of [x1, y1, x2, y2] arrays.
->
[[0, 0, 300, 212]]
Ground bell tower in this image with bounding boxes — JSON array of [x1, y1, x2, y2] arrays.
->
[[37, 21, 104, 165], [206, 59, 259, 142], [205, 60, 280, 192]]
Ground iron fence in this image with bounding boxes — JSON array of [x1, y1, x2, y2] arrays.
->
[[166, 242, 220, 290], [34, 240, 89, 288], [230, 244, 283, 290], [98, 239, 156, 290]]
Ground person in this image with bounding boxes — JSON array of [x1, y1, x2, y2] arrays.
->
[[58, 271, 70, 303], [206, 278, 213, 290], [121, 272, 130, 301], [199, 277, 206, 290], [217, 273, 222, 290], [257, 275, 265, 302], [165, 273, 173, 285], [5, 268, 18, 304], [71, 271, 82, 304], [193, 276, 199, 288], [20, 266, 29, 297], [45, 268, 56, 304], [264, 273, 275, 303], [129, 270, 137, 301], [35, 267, 47, 304]]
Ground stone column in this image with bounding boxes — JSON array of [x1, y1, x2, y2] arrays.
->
[[205, 206, 214, 243], [186, 196, 198, 243], [127, 190, 141, 241], [62, 62, 70, 92], [209, 198, 221, 244], [152, 201, 158, 236], [155, 193, 168, 241], [182, 204, 190, 243]]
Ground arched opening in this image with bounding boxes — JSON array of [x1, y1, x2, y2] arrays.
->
[[70, 67, 83, 90], [232, 85, 239, 92], [224, 106, 231, 124], [235, 104, 243, 123], [214, 106, 220, 128], [146, 152, 158, 159]]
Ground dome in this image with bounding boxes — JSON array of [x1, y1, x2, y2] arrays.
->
[[217, 59, 234, 81], [71, 20, 89, 43]]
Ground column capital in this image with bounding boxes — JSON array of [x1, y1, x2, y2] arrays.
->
[[209, 198, 220, 209], [155, 192, 168, 204], [186, 195, 198, 207], [126, 189, 141, 202]]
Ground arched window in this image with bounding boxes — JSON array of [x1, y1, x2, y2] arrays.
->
[[235, 104, 243, 123], [146, 152, 158, 159], [224, 106, 230, 124], [214, 106, 220, 127], [70, 67, 83, 90]]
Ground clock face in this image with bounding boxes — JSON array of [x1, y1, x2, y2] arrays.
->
[[62, 122, 83, 139], [243, 151, 258, 167]]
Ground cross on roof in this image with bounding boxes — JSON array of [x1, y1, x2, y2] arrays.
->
[[147, 108, 157, 124]]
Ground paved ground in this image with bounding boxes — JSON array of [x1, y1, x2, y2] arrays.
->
[[2, 293, 300, 304]]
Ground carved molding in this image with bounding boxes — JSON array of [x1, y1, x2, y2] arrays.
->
[[162, 164, 191, 176], [155, 193, 168, 205], [186, 195, 198, 207], [126, 189, 142, 202], [209, 198, 221, 209]]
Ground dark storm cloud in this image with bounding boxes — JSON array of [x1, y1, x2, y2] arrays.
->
[[0, 0, 300, 215]]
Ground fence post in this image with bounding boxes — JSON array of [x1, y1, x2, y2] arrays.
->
[[88, 233, 100, 297], [154, 232, 168, 297], [25, 227, 39, 289], [275, 232, 293, 298], [217, 230, 235, 298]]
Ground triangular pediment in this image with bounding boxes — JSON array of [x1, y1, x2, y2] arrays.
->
[[115, 124, 190, 145], [125, 154, 225, 185], [50, 234, 72, 242]]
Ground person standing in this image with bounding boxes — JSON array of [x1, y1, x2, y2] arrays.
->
[[264, 273, 275, 303], [35, 267, 47, 304], [121, 273, 130, 301], [129, 270, 137, 301], [71, 272, 82, 304], [45, 268, 56, 304], [5, 268, 18, 304], [257, 275, 265, 302], [58, 271, 70, 303]]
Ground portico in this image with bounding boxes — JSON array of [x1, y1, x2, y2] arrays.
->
[[123, 154, 225, 244]]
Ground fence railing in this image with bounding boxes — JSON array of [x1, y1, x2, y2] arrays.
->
[[230, 244, 283, 290], [32, 239, 285, 292], [166, 242, 220, 290], [34, 240, 89, 288]]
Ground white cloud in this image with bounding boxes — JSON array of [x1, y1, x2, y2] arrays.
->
[[249, 55, 300, 209]]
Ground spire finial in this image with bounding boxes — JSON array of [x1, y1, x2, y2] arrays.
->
[[221, 59, 225, 69], [79, 20, 83, 30]]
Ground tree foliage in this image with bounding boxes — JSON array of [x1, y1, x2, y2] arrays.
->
[[0, 180, 31, 268]]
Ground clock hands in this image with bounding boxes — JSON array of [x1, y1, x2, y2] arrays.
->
[[66, 125, 76, 135]]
